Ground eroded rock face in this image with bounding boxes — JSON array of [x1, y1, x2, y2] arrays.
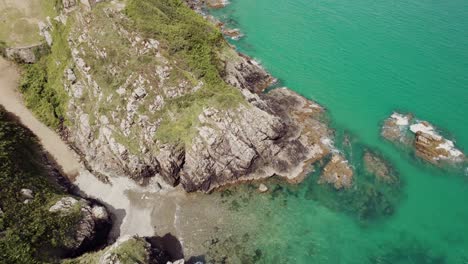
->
[[56, 2, 334, 192], [49, 196, 110, 251], [221, 50, 276, 94], [5, 45, 44, 64], [382, 112, 466, 165], [181, 88, 332, 191], [319, 155, 353, 189]]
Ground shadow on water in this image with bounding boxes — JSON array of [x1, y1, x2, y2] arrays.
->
[[368, 237, 447, 264]]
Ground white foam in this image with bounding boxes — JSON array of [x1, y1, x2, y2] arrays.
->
[[437, 140, 464, 158], [391, 113, 409, 126], [409, 123, 442, 140]]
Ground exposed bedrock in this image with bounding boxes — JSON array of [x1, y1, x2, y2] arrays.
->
[[382, 112, 466, 165], [33, 1, 336, 193]]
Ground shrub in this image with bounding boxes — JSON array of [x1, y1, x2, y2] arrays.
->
[[19, 21, 71, 129], [0, 107, 81, 263]]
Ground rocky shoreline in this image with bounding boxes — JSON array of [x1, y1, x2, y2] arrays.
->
[[36, 0, 340, 194]]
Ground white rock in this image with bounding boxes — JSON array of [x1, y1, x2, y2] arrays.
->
[[133, 87, 147, 99], [92, 205, 109, 220], [168, 260, 185, 264], [391, 112, 409, 126], [49, 196, 79, 213], [66, 68, 77, 83], [410, 123, 442, 140], [20, 189, 34, 199], [258, 183, 268, 193]]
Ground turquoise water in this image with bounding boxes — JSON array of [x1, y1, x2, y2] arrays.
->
[[208, 0, 468, 263]]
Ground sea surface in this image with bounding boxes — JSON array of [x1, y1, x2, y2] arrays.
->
[[205, 0, 468, 263]]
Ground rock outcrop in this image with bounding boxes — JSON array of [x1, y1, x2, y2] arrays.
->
[[67, 235, 178, 264], [318, 154, 353, 189], [4, 44, 46, 64], [181, 88, 332, 191], [382, 112, 466, 165], [49, 196, 110, 252], [363, 151, 398, 184]]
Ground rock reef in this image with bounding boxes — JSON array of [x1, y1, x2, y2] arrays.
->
[[382, 112, 466, 165], [318, 154, 353, 189]]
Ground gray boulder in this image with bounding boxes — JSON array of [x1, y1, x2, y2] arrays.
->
[[49, 196, 109, 250]]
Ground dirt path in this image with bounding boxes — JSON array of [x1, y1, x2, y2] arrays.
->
[[0, 58, 81, 177]]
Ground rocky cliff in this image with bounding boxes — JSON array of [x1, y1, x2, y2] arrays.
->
[[18, 0, 335, 192], [36, 0, 336, 192]]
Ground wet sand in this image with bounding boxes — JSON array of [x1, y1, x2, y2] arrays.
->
[[0, 58, 81, 177]]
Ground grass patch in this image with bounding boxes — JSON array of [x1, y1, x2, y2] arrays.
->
[[64, 237, 149, 264], [0, 106, 81, 263], [0, 0, 60, 46], [19, 19, 71, 129]]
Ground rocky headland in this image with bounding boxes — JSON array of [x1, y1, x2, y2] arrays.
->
[[6, 0, 339, 194]]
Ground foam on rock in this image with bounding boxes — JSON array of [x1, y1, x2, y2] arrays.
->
[[382, 112, 466, 165]]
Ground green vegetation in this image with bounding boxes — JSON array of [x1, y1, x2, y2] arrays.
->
[[0, 106, 81, 263], [64, 237, 149, 264], [125, 0, 245, 143], [19, 20, 71, 128], [0, 0, 59, 46]]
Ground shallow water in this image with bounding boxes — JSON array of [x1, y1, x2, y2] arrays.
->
[[204, 0, 468, 263]]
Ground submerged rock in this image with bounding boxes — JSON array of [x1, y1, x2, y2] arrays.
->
[[363, 151, 398, 184], [382, 112, 465, 165], [222, 28, 243, 40], [205, 0, 229, 9], [318, 154, 353, 189]]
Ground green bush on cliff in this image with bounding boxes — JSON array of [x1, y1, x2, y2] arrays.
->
[[19, 21, 71, 129], [126, 0, 224, 81], [0, 106, 81, 263], [126, 0, 244, 143], [64, 237, 150, 264]]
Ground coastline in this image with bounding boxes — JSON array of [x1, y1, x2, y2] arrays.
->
[[0, 1, 337, 259]]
